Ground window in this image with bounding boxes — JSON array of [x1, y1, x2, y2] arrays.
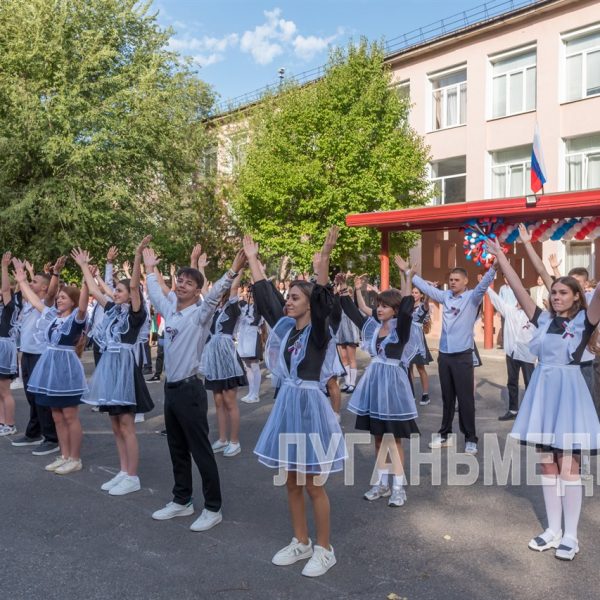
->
[[491, 146, 531, 198], [201, 144, 218, 178], [228, 131, 248, 173], [430, 156, 466, 204], [564, 28, 600, 101], [395, 80, 410, 103], [491, 49, 536, 118], [565, 242, 593, 277], [565, 133, 600, 190], [430, 68, 467, 130]]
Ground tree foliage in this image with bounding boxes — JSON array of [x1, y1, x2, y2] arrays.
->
[[232, 40, 431, 274], [0, 0, 229, 269]]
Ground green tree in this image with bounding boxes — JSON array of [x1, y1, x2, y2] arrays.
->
[[0, 0, 227, 268], [232, 40, 431, 274]]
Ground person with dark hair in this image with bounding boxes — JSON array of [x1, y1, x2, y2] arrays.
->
[[143, 243, 246, 532], [11, 257, 65, 455], [0, 252, 21, 436], [244, 228, 345, 578], [201, 272, 247, 457], [487, 237, 600, 561], [408, 258, 497, 455], [333, 274, 360, 393], [338, 259, 418, 507], [72, 239, 154, 495], [12, 257, 89, 475], [409, 286, 432, 406], [238, 285, 264, 404]]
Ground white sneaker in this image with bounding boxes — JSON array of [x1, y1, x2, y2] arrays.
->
[[109, 475, 141, 496], [240, 394, 259, 404], [152, 501, 194, 521], [134, 413, 145, 423], [272, 537, 313, 566], [0, 424, 17, 436], [223, 442, 241, 457], [555, 536, 579, 561], [428, 435, 454, 449], [464, 442, 478, 455], [301, 545, 337, 577], [101, 471, 127, 491], [55, 458, 83, 475], [211, 439, 229, 453], [528, 528, 562, 552], [45, 455, 68, 472], [190, 508, 222, 531], [91, 406, 100, 412], [388, 486, 407, 507], [10, 377, 24, 390], [363, 484, 391, 501]]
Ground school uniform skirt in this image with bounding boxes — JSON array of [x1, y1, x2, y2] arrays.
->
[[201, 334, 248, 392], [0, 336, 18, 379]]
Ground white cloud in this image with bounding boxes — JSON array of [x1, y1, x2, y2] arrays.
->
[[192, 53, 224, 68], [293, 33, 338, 61], [240, 8, 298, 65], [169, 33, 239, 67]]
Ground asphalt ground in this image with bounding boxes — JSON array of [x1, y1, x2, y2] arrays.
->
[[1, 347, 600, 600]]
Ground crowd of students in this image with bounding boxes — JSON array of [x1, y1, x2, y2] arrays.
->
[[1, 223, 599, 575]]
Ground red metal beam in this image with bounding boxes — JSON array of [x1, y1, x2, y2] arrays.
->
[[346, 189, 600, 232], [380, 231, 390, 290]]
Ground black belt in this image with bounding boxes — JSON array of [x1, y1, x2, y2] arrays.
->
[[166, 374, 203, 389]]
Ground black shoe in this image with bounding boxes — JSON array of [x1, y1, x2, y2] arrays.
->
[[498, 411, 517, 421], [142, 367, 153, 375], [31, 441, 60, 456], [147, 374, 161, 382], [419, 394, 430, 406], [11, 435, 43, 447]]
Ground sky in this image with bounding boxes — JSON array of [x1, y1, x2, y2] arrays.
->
[[154, 0, 508, 106]]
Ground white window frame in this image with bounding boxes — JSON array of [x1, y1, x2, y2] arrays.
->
[[489, 45, 537, 119], [490, 148, 531, 198], [562, 24, 600, 103], [564, 240, 595, 279], [428, 65, 467, 132], [564, 135, 600, 191], [429, 157, 467, 205]]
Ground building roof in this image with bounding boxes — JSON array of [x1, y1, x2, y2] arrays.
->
[[345, 190, 600, 232]]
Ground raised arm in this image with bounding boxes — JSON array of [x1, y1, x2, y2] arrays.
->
[[130, 235, 152, 313], [190, 244, 202, 268], [1, 252, 12, 306], [316, 226, 338, 287], [230, 271, 243, 300], [394, 256, 413, 296], [153, 269, 172, 297], [71, 248, 108, 307], [548, 253, 562, 279], [11, 258, 45, 313], [243, 235, 265, 284], [105, 246, 118, 291], [143, 247, 173, 318], [486, 287, 508, 318], [518, 224, 553, 292], [77, 281, 89, 321], [587, 281, 600, 326], [408, 259, 446, 304], [46, 255, 66, 306], [486, 237, 537, 321], [471, 263, 497, 305]]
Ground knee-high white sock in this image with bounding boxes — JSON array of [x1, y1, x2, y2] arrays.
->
[[250, 362, 262, 397], [349, 368, 357, 386], [342, 366, 350, 386], [392, 474, 406, 488], [244, 364, 254, 394], [560, 478, 583, 541], [377, 468, 389, 486], [541, 475, 562, 535]]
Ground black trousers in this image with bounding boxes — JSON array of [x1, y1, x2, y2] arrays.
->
[[164, 376, 222, 511], [438, 351, 477, 443], [92, 340, 103, 367], [506, 355, 534, 412], [21, 352, 58, 443], [155, 337, 164, 376]]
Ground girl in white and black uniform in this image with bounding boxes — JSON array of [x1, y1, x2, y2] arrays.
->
[[73, 241, 154, 496], [13, 257, 89, 475], [0, 252, 21, 436], [201, 275, 247, 458], [243, 229, 345, 578], [409, 286, 432, 406], [334, 275, 360, 393], [238, 286, 264, 404], [487, 237, 600, 562], [339, 262, 419, 508]]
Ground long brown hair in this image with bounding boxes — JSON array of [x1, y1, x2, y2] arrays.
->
[[549, 276, 587, 319]]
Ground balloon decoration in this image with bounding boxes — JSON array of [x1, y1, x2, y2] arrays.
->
[[461, 216, 600, 266]]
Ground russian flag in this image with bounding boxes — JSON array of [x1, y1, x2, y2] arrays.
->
[[530, 123, 547, 194]]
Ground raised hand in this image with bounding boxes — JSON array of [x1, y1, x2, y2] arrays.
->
[[411, 263, 421, 275], [190, 243, 202, 267], [136, 235, 152, 256], [89, 264, 99, 278], [42, 262, 52, 274], [24, 259, 34, 278], [334, 272, 346, 287], [11, 258, 26, 282], [106, 246, 119, 263], [70, 248, 91, 267], [321, 226, 339, 257], [485, 236, 503, 257], [142, 248, 161, 269], [312, 252, 322, 275], [231, 248, 247, 273], [2, 252, 12, 267], [394, 255, 409, 272], [122, 260, 131, 277], [518, 223, 531, 244], [197, 253, 208, 270], [53, 255, 68, 273], [243, 235, 259, 259], [549, 253, 562, 269]]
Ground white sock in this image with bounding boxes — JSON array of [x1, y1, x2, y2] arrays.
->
[[250, 362, 262, 397], [560, 478, 582, 541], [392, 474, 406, 488], [349, 368, 357, 386], [244, 364, 254, 394], [377, 468, 389, 486], [342, 368, 350, 386], [541, 475, 562, 535]]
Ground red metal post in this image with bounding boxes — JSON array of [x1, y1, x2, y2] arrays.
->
[[483, 281, 494, 350], [380, 230, 390, 291]]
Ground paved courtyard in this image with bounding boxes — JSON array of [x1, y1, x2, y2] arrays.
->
[[2, 347, 599, 600]]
